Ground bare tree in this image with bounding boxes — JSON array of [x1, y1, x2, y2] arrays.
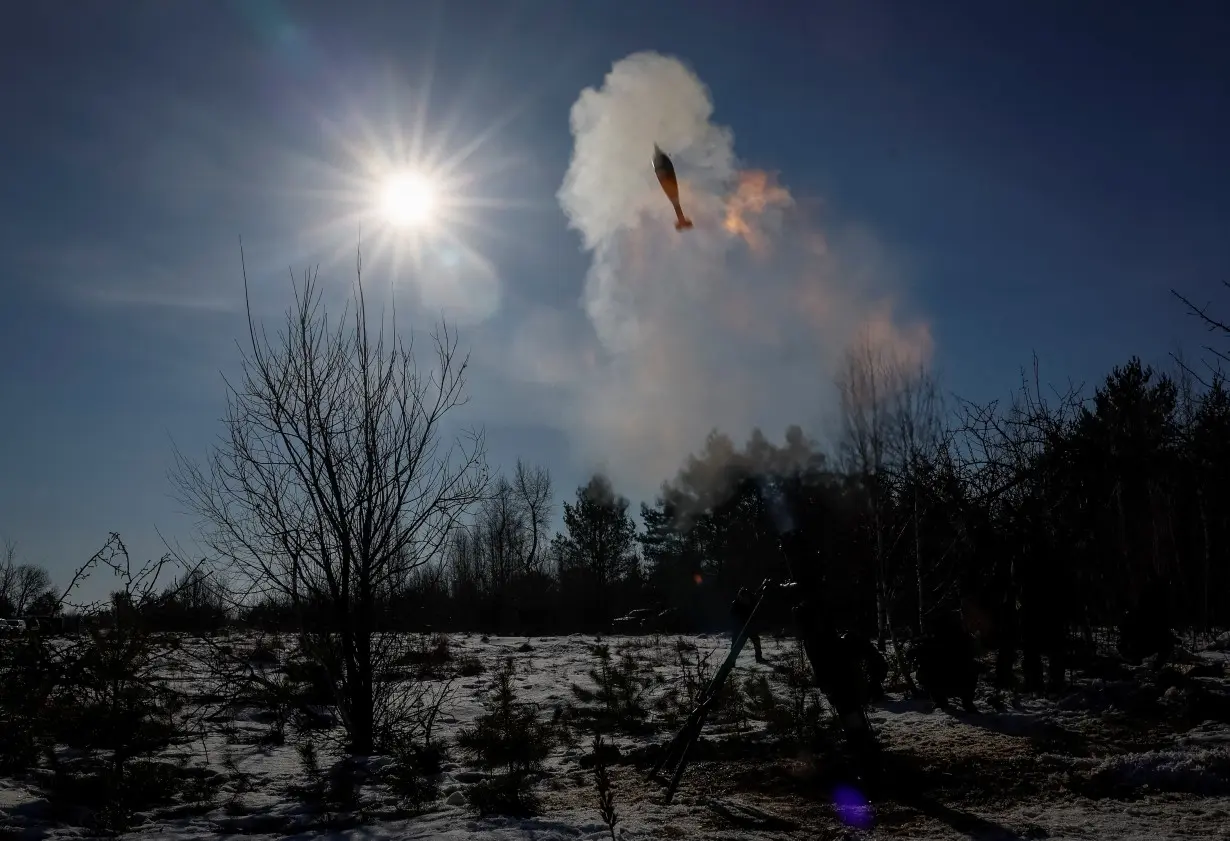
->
[[174, 255, 487, 754], [448, 528, 481, 601], [888, 362, 948, 634], [447, 462, 553, 631], [513, 460, 553, 576], [12, 565, 52, 616], [0, 538, 55, 616], [957, 356, 1086, 688], [475, 477, 528, 598], [835, 330, 900, 650], [0, 538, 17, 614], [1172, 280, 1229, 383]]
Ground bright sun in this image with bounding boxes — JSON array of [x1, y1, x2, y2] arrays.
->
[[380, 171, 438, 228]]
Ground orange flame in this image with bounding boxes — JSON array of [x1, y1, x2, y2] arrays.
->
[[723, 170, 793, 254]]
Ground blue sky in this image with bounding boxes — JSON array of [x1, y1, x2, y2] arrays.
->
[[1, 0, 1226, 598]]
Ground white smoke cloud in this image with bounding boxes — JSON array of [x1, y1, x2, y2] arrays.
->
[[559, 52, 735, 250], [525, 51, 933, 500], [556, 53, 735, 355]]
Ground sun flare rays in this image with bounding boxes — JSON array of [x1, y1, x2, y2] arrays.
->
[[279, 74, 543, 326]]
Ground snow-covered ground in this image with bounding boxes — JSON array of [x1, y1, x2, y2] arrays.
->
[[3, 632, 1229, 840]]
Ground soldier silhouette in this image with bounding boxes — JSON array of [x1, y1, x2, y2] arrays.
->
[[777, 529, 879, 753], [730, 586, 767, 662]]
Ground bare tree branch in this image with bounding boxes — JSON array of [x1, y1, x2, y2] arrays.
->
[[173, 250, 487, 753]]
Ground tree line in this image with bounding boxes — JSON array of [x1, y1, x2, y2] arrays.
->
[[174, 280, 1229, 669], [392, 341, 1229, 675], [10, 264, 1225, 756], [17, 282, 1230, 658]]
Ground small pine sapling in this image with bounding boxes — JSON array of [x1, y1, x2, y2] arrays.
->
[[591, 733, 619, 841]]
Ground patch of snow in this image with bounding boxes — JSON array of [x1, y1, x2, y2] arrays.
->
[[2, 632, 1230, 840], [1078, 748, 1230, 795]]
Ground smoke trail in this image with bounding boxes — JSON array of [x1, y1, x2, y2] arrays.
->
[[536, 51, 932, 500]]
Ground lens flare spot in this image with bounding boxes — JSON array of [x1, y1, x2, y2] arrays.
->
[[833, 784, 874, 830]]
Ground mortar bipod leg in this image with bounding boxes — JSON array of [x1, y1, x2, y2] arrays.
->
[[656, 579, 774, 795]]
